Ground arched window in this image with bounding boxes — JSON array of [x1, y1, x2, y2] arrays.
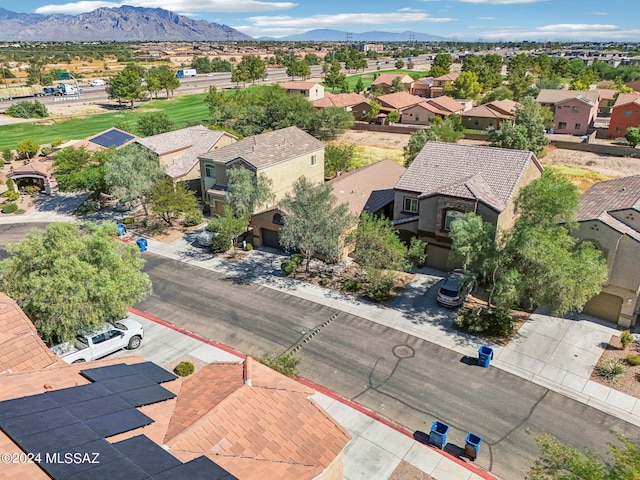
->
[[272, 213, 284, 225]]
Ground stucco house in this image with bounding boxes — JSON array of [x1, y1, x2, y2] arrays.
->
[[376, 93, 464, 125], [281, 81, 325, 102], [460, 100, 519, 130], [376, 91, 423, 113], [312, 92, 369, 113], [552, 95, 598, 136], [594, 88, 616, 116], [371, 73, 414, 93], [135, 126, 237, 194], [7, 159, 56, 194], [607, 93, 640, 138], [573, 175, 640, 326], [429, 73, 459, 98], [536, 89, 600, 111], [410, 77, 434, 97], [198, 126, 324, 218], [392, 142, 543, 270]]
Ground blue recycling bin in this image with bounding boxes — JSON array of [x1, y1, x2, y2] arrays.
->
[[478, 346, 494, 368], [136, 238, 148, 252], [465, 432, 482, 460], [116, 223, 126, 236], [429, 421, 449, 449]]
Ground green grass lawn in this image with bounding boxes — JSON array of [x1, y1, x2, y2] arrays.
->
[[342, 69, 430, 92], [0, 93, 212, 150]]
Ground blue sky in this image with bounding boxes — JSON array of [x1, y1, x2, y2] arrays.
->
[[10, 0, 640, 41]]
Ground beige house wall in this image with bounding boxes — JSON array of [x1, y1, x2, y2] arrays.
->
[[250, 210, 282, 248], [462, 116, 501, 130], [496, 159, 543, 232], [610, 209, 640, 232], [158, 149, 188, 170], [401, 105, 434, 125], [262, 148, 324, 203]]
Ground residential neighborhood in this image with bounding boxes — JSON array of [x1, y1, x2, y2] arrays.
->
[[1, 34, 640, 480]]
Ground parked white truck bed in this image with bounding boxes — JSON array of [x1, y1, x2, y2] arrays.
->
[[51, 317, 144, 364]]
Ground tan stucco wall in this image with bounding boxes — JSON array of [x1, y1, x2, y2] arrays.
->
[[250, 210, 281, 248], [158, 149, 188, 170], [261, 149, 325, 203], [553, 99, 597, 136], [462, 116, 501, 130], [496, 158, 543, 232], [401, 105, 434, 125], [610, 209, 640, 233]]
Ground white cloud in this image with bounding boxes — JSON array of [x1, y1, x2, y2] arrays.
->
[[592, 11, 609, 16], [537, 23, 618, 32], [460, 0, 544, 3], [478, 24, 640, 40], [246, 12, 455, 28], [35, 0, 296, 15], [478, 16, 496, 20]]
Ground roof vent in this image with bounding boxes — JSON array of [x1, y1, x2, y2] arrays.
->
[[620, 187, 627, 192]]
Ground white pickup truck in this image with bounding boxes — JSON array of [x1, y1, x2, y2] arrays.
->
[[51, 318, 144, 364]]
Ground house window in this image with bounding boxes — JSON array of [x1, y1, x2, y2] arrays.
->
[[403, 197, 418, 214], [624, 109, 632, 117], [474, 120, 479, 126], [272, 213, 284, 225], [558, 122, 567, 130], [415, 115, 420, 121], [443, 210, 466, 231], [311, 155, 317, 166], [205, 164, 215, 179], [571, 106, 579, 113], [574, 123, 581, 130], [616, 127, 621, 133]]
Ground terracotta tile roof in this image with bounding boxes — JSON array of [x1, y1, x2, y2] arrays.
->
[[461, 104, 508, 119], [281, 81, 322, 90], [576, 175, 640, 241], [487, 99, 520, 116], [328, 159, 406, 216], [312, 92, 369, 108], [9, 160, 53, 176], [136, 126, 235, 179], [613, 93, 640, 107], [594, 88, 616, 101], [377, 91, 424, 110], [371, 73, 412, 87], [556, 95, 597, 107], [433, 72, 459, 82], [425, 95, 465, 114], [395, 141, 543, 212], [0, 293, 60, 374], [536, 89, 599, 105], [198, 126, 324, 170]]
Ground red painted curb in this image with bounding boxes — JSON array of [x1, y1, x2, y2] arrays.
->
[[130, 308, 496, 480]]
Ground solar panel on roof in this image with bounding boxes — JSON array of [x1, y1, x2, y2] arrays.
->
[[46, 382, 113, 405], [66, 394, 132, 421], [0, 394, 60, 420], [84, 408, 153, 438], [116, 384, 176, 407], [89, 129, 134, 148], [19, 422, 101, 454], [80, 363, 132, 382], [65, 456, 149, 480], [153, 456, 239, 480], [98, 373, 157, 394], [38, 439, 124, 479], [0, 406, 80, 439], [112, 435, 181, 475], [130, 361, 178, 384]]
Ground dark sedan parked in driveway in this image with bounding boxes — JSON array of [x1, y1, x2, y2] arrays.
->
[[436, 270, 475, 307]]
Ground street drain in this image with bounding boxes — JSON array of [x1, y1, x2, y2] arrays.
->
[[393, 345, 415, 359]]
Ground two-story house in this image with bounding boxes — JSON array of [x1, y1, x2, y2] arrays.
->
[[280, 81, 325, 102], [607, 93, 640, 138], [573, 175, 640, 326], [371, 73, 414, 93], [460, 100, 519, 131], [198, 126, 325, 236], [429, 73, 459, 98], [552, 95, 598, 135], [392, 142, 543, 270]]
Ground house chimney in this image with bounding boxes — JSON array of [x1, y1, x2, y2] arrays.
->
[[243, 356, 253, 387], [43, 383, 53, 390]]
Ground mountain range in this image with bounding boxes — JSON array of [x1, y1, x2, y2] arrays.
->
[[0, 6, 252, 42], [264, 29, 449, 42]]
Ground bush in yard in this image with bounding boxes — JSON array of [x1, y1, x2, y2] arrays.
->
[[182, 209, 203, 227], [626, 354, 640, 366], [290, 253, 304, 266], [2, 148, 14, 164], [210, 232, 231, 254], [173, 361, 195, 377], [259, 351, 302, 378], [141, 218, 165, 235], [365, 269, 396, 302], [454, 306, 514, 337], [621, 330, 634, 350], [40, 146, 52, 156], [281, 260, 297, 276], [1, 203, 18, 214], [406, 237, 428, 269], [122, 217, 135, 225], [244, 243, 253, 251], [598, 359, 625, 381], [341, 278, 362, 293], [2, 189, 19, 201]]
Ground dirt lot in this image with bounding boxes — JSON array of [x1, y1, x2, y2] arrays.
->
[[590, 335, 640, 400]]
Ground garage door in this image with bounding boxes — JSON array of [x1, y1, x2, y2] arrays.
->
[[583, 293, 623, 323], [261, 228, 281, 249], [425, 245, 452, 271]]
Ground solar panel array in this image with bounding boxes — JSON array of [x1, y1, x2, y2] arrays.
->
[[0, 362, 238, 480], [89, 129, 135, 148]]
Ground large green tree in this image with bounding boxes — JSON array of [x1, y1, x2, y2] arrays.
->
[[53, 146, 113, 193], [279, 177, 355, 271], [449, 71, 483, 100], [106, 64, 146, 107], [137, 112, 175, 137], [488, 96, 549, 155], [226, 167, 275, 216], [149, 177, 199, 226], [348, 213, 408, 271], [325, 143, 355, 178], [308, 106, 354, 141], [0, 222, 151, 344], [147, 65, 179, 98]]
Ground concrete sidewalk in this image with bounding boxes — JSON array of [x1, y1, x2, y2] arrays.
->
[[116, 312, 491, 480]]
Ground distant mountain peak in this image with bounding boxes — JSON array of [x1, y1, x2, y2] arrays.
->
[[270, 29, 449, 42]]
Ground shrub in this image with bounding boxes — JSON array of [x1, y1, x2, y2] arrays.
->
[[341, 278, 362, 293], [259, 351, 302, 378], [406, 237, 428, 269], [122, 216, 135, 225], [598, 359, 626, 381], [210, 232, 231, 254], [182, 209, 203, 227], [6, 100, 48, 119], [244, 243, 253, 251], [319, 277, 328, 287], [206, 218, 221, 232], [5, 178, 15, 191], [626, 354, 640, 366], [290, 253, 304, 266], [281, 260, 297, 276], [454, 306, 514, 337], [51, 139, 64, 147], [621, 330, 634, 350], [142, 218, 165, 235], [1, 148, 14, 164], [173, 361, 195, 377], [2, 189, 19, 201], [1, 203, 18, 214], [365, 269, 396, 302], [40, 146, 52, 157]]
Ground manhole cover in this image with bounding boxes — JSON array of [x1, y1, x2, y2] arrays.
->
[[393, 345, 415, 359]]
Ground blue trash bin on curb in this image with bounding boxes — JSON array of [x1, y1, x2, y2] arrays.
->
[[478, 346, 494, 368], [465, 432, 482, 460], [429, 421, 449, 449], [116, 223, 126, 236], [136, 238, 148, 252]]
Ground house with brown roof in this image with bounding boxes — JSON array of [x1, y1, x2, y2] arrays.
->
[[71, 127, 139, 153], [573, 175, 640, 326], [536, 89, 600, 110], [410, 77, 434, 97], [429, 72, 459, 98], [0, 293, 60, 375], [460, 100, 519, 130], [198, 126, 324, 221], [7, 159, 56, 194], [371, 73, 414, 93], [552, 95, 598, 136], [135, 126, 236, 194], [392, 142, 543, 270], [0, 355, 350, 480], [607, 93, 640, 138], [594, 88, 616, 116], [399, 96, 465, 126], [376, 91, 423, 112], [312, 92, 369, 113], [281, 81, 325, 101]]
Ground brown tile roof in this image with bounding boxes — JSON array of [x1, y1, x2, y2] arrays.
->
[[198, 126, 324, 170], [556, 95, 597, 107], [371, 73, 412, 87], [425, 95, 464, 114], [433, 72, 459, 82], [377, 91, 423, 110], [9, 160, 53, 177], [576, 175, 640, 241], [487, 99, 520, 115], [136, 126, 235, 179], [613, 93, 640, 107], [461, 104, 509, 119], [536, 89, 599, 105], [0, 293, 60, 374], [395, 141, 543, 212], [312, 92, 369, 108], [281, 81, 322, 90], [594, 88, 616, 101], [328, 159, 406, 216]]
